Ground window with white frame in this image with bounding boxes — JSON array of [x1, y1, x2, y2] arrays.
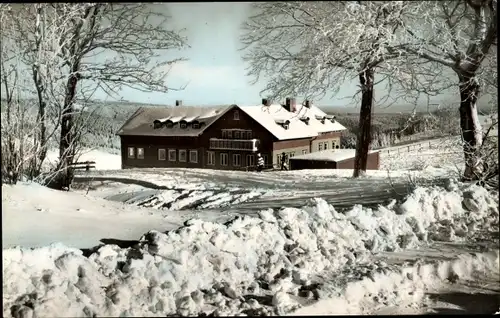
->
[[233, 110, 240, 120], [168, 149, 176, 161], [302, 149, 307, 154], [234, 131, 240, 139], [227, 130, 232, 138], [179, 149, 187, 162], [246, 154, 255, 167], [246, 131, 252, 139], [128, 147, 135, 158], [262, 154, 268, 166], [318, 143, 323, 151], [332, 140, 337, 149], [324, 142, 328, 150], [158, 149, 166, 160], [189, 150, 198, 163], [233, 154, 241, 166], [220, 153, 228, 166], [207, 151, 215, 165], [137, 148, 144, 159]]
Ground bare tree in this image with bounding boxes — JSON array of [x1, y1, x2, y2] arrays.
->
[[5, 3, 188, 189], [400, 0, 497, 181], [1, 4, 67, 184], [241, 1, 423, 178]]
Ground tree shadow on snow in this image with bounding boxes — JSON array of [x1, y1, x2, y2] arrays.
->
[[426, 292, 500, 315]]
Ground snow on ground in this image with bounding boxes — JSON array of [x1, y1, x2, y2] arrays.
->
[[46, 148, 121, 170], [3, 180, 499, 316], [379, 136, 464, 173], [2, 183, 226, 249]]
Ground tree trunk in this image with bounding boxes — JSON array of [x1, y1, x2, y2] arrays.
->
[[57, 71, 79, 190], [458, 75, 483, 181], [353, 67, 375, 178], [33, 69, 47, 179]]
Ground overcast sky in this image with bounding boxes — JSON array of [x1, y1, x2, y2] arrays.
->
[[91, 3, 467, 109]]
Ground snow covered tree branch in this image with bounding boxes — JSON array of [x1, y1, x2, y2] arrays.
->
[[399, 0, 497, 181], [2, 3, 188, 189], [241, 1, 423, 178]]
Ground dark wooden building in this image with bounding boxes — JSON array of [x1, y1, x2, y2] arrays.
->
[[117, 99, 348, 170], [289, 149, 380, 170]]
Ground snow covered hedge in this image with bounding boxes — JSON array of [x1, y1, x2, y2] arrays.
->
[[3, 182, 498, 317]]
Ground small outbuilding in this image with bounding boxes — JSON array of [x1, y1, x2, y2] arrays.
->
[[289, 149, 380, 170]]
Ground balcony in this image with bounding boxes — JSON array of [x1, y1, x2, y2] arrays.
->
[[209, 138, 260, 151]]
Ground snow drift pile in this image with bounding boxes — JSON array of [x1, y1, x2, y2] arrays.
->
[[3, 182, 499, 317]]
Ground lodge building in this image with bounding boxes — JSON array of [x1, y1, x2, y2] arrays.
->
[[117, 98, 348, 170]]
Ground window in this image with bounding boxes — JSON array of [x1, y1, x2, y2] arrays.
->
[[233, 110, 240, 120], [302, 150, 307, 155], [189, 150, 198, 163], [137, 148, 144, 159], [246, 154, 255, 167], [289, 152, 295, 158], [207, 151, 215, 165], [262, 154, 268, 166], [318, 143, 323, 151], [222, 130, 227, 138], [324, 142, 328, 150], [179, 149, 187, 162], [192, 123, 200, 129], [246, 131, 252, 139], [158, 149, 166, 161], [332, 141, 337, 149], [128, 147, 135, 159], [220, 153, 228, 166], [283, 123, 289, 130], [168, 149, 176, 161], [235, 131, 240, 139], [232, 154, 241, 166], [227, 130, 233, 138], [180, 122, 187, 129]]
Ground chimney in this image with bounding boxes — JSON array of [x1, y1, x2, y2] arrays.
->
[[175, 100, 182, 107], [304, 100, 312, 108], [285, 97, 297, 112], [262, 98, 271, 106]]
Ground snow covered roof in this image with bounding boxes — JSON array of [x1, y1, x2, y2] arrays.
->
[[238, 104, 318, 140], [293, 104, 347, 133], [290, 149, 379, 162], [117, 105, 233, 137]]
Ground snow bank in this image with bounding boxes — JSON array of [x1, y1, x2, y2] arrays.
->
[[291, 250, 500, 315], [3, 182, 498, 317]]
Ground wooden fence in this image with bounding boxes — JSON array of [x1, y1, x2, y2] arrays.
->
[[379, 138, 454, 155]]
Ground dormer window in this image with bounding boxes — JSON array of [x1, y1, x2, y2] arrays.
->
[[153, 120, 162, 129], [166, 120, 174, 128], [233, 110, 240, 120], [315, 115, 326, 124], [300, 117, 310, 125], [192, 121, 200, 129], [180, 121, 187, 129], [275, 119, 290, 130], [325, 114, 336, 123]]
